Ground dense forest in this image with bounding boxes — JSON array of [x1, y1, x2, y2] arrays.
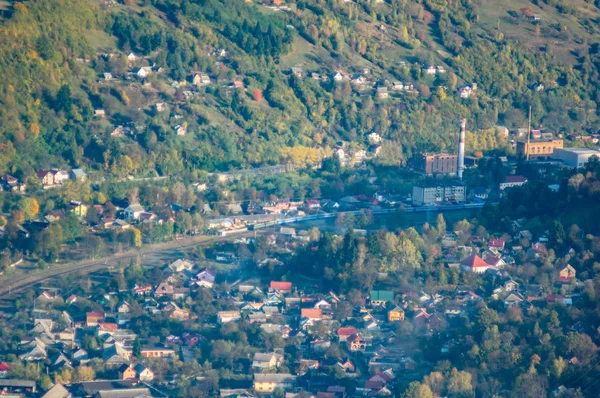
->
[[1, 0, 600, 181]]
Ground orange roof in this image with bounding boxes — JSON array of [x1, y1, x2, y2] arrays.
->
[[270, 281, 292, 291], [86, 312, 105, 319], [98, 322, 118, 331], [301, 308, 323, 319], [460, 254, 488, 268], [337, 327, 359, 336]]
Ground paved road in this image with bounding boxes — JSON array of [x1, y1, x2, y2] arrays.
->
[[0, 231, 257, 298]]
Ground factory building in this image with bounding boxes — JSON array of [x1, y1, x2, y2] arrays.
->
[[412, 182, 466, 206], [413, 153, 458, 176], [517, 139, 563, 158], [551, 147, 600, 168]]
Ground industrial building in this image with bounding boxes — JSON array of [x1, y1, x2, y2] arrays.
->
[[413, 153, 458, 176], [551, 147, 600, 168], [412, 182, 466, 206], [517, 139, 563, 158]]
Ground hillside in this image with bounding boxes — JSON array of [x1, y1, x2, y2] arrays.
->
[[1, 0, 600, 181]]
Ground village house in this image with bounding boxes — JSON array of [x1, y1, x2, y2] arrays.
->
[[376, 86, 388, 99], [270, 281, 292, 294], [193, 73, 211, 86], [370, 290, 394, 306], [86, 312, 105, 327], [124, 203, 145, 220], [337, 327, 359, 342], [460, 254, 489, 273], [347, 334, 367, 352], [118, 364, 136, 380], [140, 347, 175, 358], [134, 364, 154, 381], [1, 174, 26, 192], [194, 268, 216, 288], [169, 259, 195, 273], [300, 308, 323, 321], [218, 311, 242, 324], [252, 352, 284, 370], [291, 67, 303, 78], [254, 374, 296, 393], [558, 265, 576, 283], [387, 306, 405, 322]]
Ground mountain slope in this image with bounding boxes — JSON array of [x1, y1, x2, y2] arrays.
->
[[1, 0, 600, 181]]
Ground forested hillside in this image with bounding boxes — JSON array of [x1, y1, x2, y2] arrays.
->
[[1, 0, 600, 180]]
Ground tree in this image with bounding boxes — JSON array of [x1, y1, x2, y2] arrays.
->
[[402, 382, 433, 398], [436, 213, 446, 236], [74, 365, 95, 381], [447, 368, 473, 396], [133, 338, 142, 358], [20, 197, 39, 218], [132, 228, 142, 248], [253, 88, 263, 101]]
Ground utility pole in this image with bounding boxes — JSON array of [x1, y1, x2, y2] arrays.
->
[[527, 105, 532, 161]]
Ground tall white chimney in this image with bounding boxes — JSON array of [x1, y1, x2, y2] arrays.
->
[[457, 118, 466, 180]]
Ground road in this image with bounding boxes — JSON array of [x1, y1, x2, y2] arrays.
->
[[0, 203, 485, 299], [0, 231, 258, 299]]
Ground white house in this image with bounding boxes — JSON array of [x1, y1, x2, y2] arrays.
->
[[124, 203, 145, 220]]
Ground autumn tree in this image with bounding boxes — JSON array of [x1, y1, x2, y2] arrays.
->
[[253, 88, 263, 101]]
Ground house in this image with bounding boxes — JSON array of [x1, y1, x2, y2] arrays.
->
[[270, 281, 292, 293], [504, 280, 519, 292], [376, 87, 388, 99], [41, 383, 69, 398], [337, 327, 359, 342], [254, 374, 296, 393], [134, 364, 154, 381], [170, 123, 187, 136], [169, 259, 195, 273], [387, 306, 405, 322], [280, 227, 296, 238], [488, 238, 506, 250], [1, 174, 25, 192], [124, 203, 145, 220], [70, 168, 87, 182], [500, 175, 528, 191], [141, 347, 175, 358], [484, 257, 506, 268], [86, 312, 105, 326], [370, 290, 394, 306], [252, 352, 284, 369], [367, 132, 382, 144], [132, 285, 153, 296], [458, 85, 473, 99], [305, 199, 321, 210], [136, 67, 151, 78], [218, 311, 241, 324], [504, 292, 524, 307], [127, 53, 137, 62], [195, 268, 216, 288], [347, 334, 367, 352], [193, 73, 211, 86], [301, 308, 323, 320], [118, 364, 136, 380], [460, 254, 489, 273], [392, 81, 404, 91], [558, 265, 576, 283], [37, 170, 56, 186], [423, 65, 437, 75], [117, 302, 131, 314], [291, 67, 303, 77], [103, 72, 113, 81], [94, 109, 105, 118]]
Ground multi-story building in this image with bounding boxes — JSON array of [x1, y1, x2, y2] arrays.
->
[[412, 182, 466, 206], [413, 153, 458, 176], [517, 139, 563, 158]]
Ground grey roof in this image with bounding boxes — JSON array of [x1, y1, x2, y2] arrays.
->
[[71, 168, 87, 178], [254, 373, 296, 384], [42, 383, 70, 398], [78, 380, 135, 394], [97, 388, 152, 398], [0, 379, 37, 388]]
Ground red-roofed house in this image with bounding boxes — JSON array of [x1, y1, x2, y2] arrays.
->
[[86, 312, 105, 327], [337, 327, 359, 342], [132, 284, 153, 295], [558, 265, 576, 283], [460, 254, 489, 273], [347, 334, 366, 352], [484, 257, 506, 268], [270, 281, 292, 293], [305, 200, 321, 210], [488, 238, 505, 250], [301, 308, 323, 320]]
